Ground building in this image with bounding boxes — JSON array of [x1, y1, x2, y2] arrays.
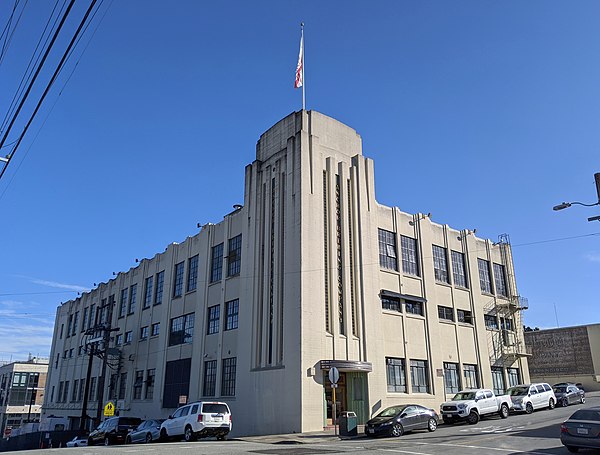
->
[[0, 357, 48, 436], [525, 324, 600, 391], [43, 110, 529, 436]]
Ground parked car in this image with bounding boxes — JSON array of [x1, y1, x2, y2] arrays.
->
[[507, 383, 556, 414], [560, 407, 600, 452], [440, 389, 512, 425], [364, 404, 438, 437], [553, 385, 585, 407], [554, 382, 585, 392], [160, 402, 231, 442], [66, 436, 88, 447], [87, 416, 142, 446], [125, 419, 164, 444]]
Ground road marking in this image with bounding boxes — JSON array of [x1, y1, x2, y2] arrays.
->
[[393, 440, 552, 454]]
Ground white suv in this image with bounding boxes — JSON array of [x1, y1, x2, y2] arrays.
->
[[160, 401, 231, 441], [507, 383, 556, 414]]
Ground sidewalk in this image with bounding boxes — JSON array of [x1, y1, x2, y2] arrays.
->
[[238, 425, 365, 444]]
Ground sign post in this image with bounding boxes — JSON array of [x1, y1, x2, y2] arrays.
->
[[328, 367, 340, 436]]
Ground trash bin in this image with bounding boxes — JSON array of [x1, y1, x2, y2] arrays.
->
[[339, 411, 357, 437]]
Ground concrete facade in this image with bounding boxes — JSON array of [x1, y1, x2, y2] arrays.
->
[[43, 110, 529, 436], [525, 324, 600, 391]]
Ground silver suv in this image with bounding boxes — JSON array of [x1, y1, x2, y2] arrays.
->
[[160, 401, 231, 441]]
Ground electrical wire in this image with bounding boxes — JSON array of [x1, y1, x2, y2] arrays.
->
[[0, 0, 19, 64]]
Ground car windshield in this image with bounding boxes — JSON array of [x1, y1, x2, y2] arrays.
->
[[377, 406, 405, 418], [570, 410, 600, 421], [452, 392, 476, 401], [508, 386, 529, 396], [554, 386, 567, 393]]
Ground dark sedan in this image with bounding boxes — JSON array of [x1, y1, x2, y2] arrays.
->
[[554, 385, 585, 407], [125, 419, 164, 444], [365, 404, 438, 437], [561, 407, 600, 452]]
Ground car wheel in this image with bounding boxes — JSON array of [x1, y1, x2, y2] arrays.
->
[[566, 446, 580, 453], [467, 411, 480, 425], [580, 396, 585, 404], [125, 436, 131, 444], [217, 434, 227, 441], [548, 398, 555, 410], [160, 428, 168, 442], [561, 398, 568, 407], [499, 404, 509, 419], [87, 438, 93, 446], [74, 444, 78, 447], [391, 423, 404, 437], [146, 433, 152, 443], [184, 426, 196, 442], [427, 418, 437, 432], [525, 402, 534, 414], [104, 437, 110, 446]]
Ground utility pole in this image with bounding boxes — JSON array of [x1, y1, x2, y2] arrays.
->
[[95, 295, 115, 426], [79, 343, 94, 432]]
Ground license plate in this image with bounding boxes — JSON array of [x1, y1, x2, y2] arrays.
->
[[577, 428, 589, 435], [214, 416, 222, 421]]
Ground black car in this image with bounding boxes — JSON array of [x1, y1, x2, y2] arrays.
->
[[88, 416, 142, 446], [561, 407, 600, 452], [125, 419, 164, 444], [365, 404, 438, 437], [553, 385, 585, 407]]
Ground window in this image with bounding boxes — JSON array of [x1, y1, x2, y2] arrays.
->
[[187, 255, 199, 292], [478, 258, 493, 294], [173, 262, 184, 297], [60, 324, 64, 339], [145, 369, 155, 400], [491, 367, 505, 395], [405, 299, 424, 316], [72, 311, 79, 336], [128, 284, 137, 314], [386, 357, 406, 393], [484, 314, 499, 330], [133, 371, 144, 400], [494, 263, 508, 297], [221, 357, 237, 396], [169, 313, 195, 346], [400, 235, 419, 276], [125, 331, 133, 344], [82, 307, 88, 332], [155, 271, 164, 305], [151, 322, 160, 336], [507, 368, 520, 387], [451, 251, 468, 288], [463, 364, 479, 389], [432, 245, 449, 283], [378, 229, 397, 271], [88, 304, 95, 328], [119, 289, 128, 318], [63, 381, 70, 402], [115, 334, 123, 346], [89, 377, 97, 401], [203, 360, 217, 396], [457, 309, 473, 324], [501, 317, 514, 332], [225, 299, 239, 331], [410, 360, 429, 393], [227, 235, 242, 277], [140, 326, 148, 340], [162, 358, 191, 408], [210, 243, 224, 282], [57, 382, 63, 402], [78, 345, 84, 356], [118, 372, 127, 400], [72, 380, 79, 402], [143, 276, 153, 309], [381, 295, 402, 312], [69, 348, 74, 358], [207, 305, 220, 334], [438, 305, 454, 322], [444, 363, 461, 393]]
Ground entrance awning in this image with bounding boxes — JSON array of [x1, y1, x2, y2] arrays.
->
[[319, 360, 372, 372]]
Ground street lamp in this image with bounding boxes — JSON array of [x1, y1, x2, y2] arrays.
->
[[552, 172, 600, 220]]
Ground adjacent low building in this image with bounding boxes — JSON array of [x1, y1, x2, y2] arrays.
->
[[43, 110, 530, 436], [525, 324, 600, 391]]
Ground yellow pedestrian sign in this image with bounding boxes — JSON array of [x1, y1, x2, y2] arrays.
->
[[104, 401, 115, 417]]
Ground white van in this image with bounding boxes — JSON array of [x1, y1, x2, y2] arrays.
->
[[507, 383, 556, 413], [160, 401, 231, 442]]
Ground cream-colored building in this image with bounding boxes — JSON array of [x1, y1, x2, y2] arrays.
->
[[43, 110, 529, 436], [525, 324, 600, 391]]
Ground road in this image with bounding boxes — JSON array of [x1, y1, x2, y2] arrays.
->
[[21, 396, 598, 455]]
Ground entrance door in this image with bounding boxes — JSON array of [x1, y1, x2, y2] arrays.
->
[[324, 373, 346, 425], [323, 371, 369, 425]]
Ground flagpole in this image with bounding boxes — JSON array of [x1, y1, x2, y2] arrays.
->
[[301, 22, 305, 111]]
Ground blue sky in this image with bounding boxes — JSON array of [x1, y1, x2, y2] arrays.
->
[[1, 1, 599, 362]]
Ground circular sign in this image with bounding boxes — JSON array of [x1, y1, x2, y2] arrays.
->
[[328, 366, 340, 384]]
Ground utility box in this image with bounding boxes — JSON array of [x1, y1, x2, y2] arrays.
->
[[339, 411, 357, 437]]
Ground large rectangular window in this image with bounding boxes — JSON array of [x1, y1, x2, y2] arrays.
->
[[478, 258, 493, 294], [203, 360, 217, 397], [381, 295, 402, 312], [207, 305, 220, 334], [494, 263, 508, 297], [221, 357, 237, 396], [187, 255, 199, 292], [210, 243, 224, 282], [227, 235, 242, 277], [119, 289, 128, 318], [457, 309, 473, 324], [444, 362, 461, 393], [463, 364, 479, 389], [162, 359, 191, 408], [378, 229, 397, 271], [485, 314, 499, 330], [145, 369, 155, 400], [155, 271, 164, 305], [173, 262, 184, 297], [89, 377, 97, 401], [225, 299, 239, 331], [386, 357, 406, 393], [491, 367, 505, 395], [400, 235, 419, 276], [432, 245, 449, 283], [118, 372, 127, 400], [405, 299, 424, 316], [507, 368, 520, 387], [128, 284, 137, 314], [133, 370, 144, 400], [410, 360, 429, 393], [143, 276, 153, 309], [451, 251, 468, 288], [438, 305, 454, 322], [169, 313, 195, 346]]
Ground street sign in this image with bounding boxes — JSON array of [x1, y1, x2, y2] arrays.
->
[[103, 401, 115, 417], [179, 395, 187, 405], [328, 366, 339, 385]]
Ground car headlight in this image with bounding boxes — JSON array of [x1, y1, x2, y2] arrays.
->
[[457, 404, 466, 410], [381, 421, 393, 426]]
